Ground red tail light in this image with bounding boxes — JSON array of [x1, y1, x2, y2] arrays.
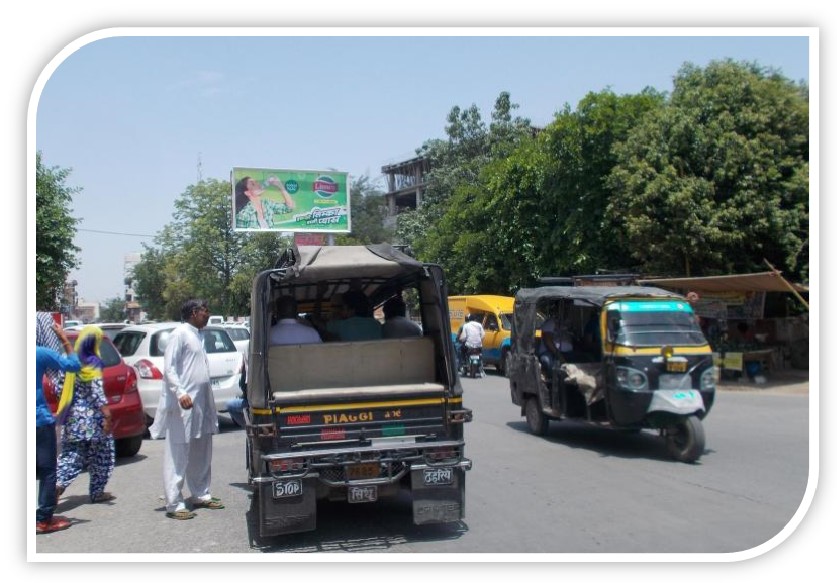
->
[[124, 366, 139, 393], [134, 359, 163, 380]]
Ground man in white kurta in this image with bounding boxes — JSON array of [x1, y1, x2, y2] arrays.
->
[[149, 299, 223, 519]]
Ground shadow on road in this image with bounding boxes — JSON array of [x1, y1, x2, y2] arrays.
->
[[506, 419, 715, 463], [243, 489, 469, 552]]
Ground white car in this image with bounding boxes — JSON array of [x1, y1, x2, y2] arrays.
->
[[220, 323, 250, 360], [112, 322, 244, 423]]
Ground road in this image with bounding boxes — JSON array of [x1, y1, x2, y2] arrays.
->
[[33, 371, 810, 556]]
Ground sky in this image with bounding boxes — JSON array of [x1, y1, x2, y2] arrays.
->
[[33, 31, 812, 305], [12, 0, 827, 574]]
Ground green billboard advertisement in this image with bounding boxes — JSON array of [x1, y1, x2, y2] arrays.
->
[[231, 167, 350, 233]]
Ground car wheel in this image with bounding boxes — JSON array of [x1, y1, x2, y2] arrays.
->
[[664, 416, 705, 463], [115, 435, 143, 458]]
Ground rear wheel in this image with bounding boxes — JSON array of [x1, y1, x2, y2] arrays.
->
[[525, 396, 549, 436], [115, 435, 143, 458], [665, 416, 705, 463]]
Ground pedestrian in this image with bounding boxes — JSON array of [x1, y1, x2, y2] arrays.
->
[[35, 317, 81, 534], [382, 295, 422, 339], [55, 325, 116, 504], [149, 299, 225, 520]]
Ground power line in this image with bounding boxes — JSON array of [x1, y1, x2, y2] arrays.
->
[[77, 228, 155, 238]]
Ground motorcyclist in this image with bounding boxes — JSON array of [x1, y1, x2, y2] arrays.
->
[[458, 313, 485, 375]]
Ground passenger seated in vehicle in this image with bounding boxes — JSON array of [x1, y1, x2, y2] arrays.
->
[[325, 290, 383, 341], [538, 310, 576, 379], [269, 296, 323, 346]]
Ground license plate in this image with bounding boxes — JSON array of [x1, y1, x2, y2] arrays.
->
[[659, 374, 688, 391], [346, 463, 380, 480], [272, 479, 302, 499], [666, 361, 687, 372], [348, 485, 377, 503], [423, 467, 453, 486]]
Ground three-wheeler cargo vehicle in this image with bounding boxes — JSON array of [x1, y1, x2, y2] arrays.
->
[[508, 285, 715, 463], [245, 244, 472, 536]]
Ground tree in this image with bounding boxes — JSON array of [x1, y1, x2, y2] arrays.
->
[[131, 179, 291, 319], [401, 92, 533, 293], [334, 175, 393, 245], [99, 296, 126, 322], [35, 152, 80, 310], [606, 60, 809, 279]]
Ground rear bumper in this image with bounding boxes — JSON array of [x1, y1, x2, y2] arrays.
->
[[251, 438, 471, 537], [110, 393, 146, 439]]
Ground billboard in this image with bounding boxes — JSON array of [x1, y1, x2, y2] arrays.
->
[[231, 167, 350, 233]]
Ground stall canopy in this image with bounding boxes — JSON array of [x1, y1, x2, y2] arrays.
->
[[638, 271, 808, 294]]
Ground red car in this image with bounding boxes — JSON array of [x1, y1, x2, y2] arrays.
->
[[43, 332, 146, 457]]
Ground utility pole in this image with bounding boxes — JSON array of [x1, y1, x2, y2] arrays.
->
[[197, 152, 203, 183]]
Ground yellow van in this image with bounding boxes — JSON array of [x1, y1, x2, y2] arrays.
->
[[448, 295, 516, 375]]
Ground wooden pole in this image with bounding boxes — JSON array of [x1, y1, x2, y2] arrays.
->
[[763, 259, 809, 311]]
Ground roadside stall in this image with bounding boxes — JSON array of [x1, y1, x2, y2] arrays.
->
[[639, 270, 809, 382]]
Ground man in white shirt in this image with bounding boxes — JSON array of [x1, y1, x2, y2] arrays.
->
[[269, 296, 323, 345], [150, 298, 224, 520]]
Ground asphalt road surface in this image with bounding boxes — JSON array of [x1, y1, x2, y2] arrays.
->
[[33, 370, 812, 558]]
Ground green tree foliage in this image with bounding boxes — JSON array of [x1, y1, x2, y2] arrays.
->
[[99, 296, 126, 322], [606, 60, 809, 279], [402, 92, 533, 293], [35, 152, 80, 310], [334, 175, 393, 245]]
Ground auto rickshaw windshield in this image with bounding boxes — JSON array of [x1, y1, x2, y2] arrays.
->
[[606, 300, 706, 347]]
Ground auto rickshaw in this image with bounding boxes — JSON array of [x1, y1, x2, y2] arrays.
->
[[507, 286, 715, 463]]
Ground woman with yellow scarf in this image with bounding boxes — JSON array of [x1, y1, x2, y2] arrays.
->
[[55, 325, 116, 503]]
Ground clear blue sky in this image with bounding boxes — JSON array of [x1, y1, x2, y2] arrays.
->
[[35, 31, 811, 304]]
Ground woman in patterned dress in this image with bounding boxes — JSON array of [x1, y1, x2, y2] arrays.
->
[[55, 325, 116, 504]]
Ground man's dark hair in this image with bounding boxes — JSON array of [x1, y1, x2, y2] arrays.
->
[[275, 296, 299, 319], [383, 296, 406, 319], [181, 298, 208, 321], [342, 290, 373, 317]]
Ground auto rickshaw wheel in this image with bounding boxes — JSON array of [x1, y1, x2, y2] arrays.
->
[[664, 415, 705, 463], [525, 396, 549, 436], [501, 350, 511, 378]]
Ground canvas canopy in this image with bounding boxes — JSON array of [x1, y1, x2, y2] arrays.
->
[[639, 271, 808, 294]]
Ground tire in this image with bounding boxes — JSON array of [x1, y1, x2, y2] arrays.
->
[[665, 416, 705, 463], [525, 396, 549, 436], [115, 435, 143, 458], [501, 350, 511, 378]]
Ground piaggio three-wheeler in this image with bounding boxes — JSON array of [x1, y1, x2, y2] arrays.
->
[[508, 286, 715, 463]]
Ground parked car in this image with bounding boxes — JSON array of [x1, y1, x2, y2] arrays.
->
[[43, 332, 146, 457], [65, 322, 128, 342], [220, 323, 250, 359], [112, 322, 245, 424]]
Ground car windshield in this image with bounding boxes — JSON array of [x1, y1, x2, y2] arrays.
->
[[224, 327, 250, 341], [203, 328, 237, 353], [112, 331, 146, 357], [151, 329, 176, 356], [606, 300, 706, 347]]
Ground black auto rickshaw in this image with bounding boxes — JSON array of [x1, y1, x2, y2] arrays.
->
[[508, 286, 715, 463]]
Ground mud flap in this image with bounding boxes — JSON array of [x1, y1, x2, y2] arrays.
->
[[257, 476, 317, 537], [410, 465, 467, 525]]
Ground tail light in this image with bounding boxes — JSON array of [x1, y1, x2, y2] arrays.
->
[[124, 366, 139, 393], [425, 447, 459, 463], [134, 359, 163, 380], [269, 458, 306, 473]]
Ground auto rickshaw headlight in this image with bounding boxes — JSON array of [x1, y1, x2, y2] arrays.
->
[[616, 366, 648, 391], [700, 368, 716, 391]]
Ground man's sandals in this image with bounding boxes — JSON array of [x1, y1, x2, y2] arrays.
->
[[166, 510, 196, 520], [192, 497, 225, 510]]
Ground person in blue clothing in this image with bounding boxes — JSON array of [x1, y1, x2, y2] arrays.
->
[[35, 318, 81, 534]]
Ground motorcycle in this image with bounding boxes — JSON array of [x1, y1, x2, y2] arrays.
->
[[463, 346, 484, 378]]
